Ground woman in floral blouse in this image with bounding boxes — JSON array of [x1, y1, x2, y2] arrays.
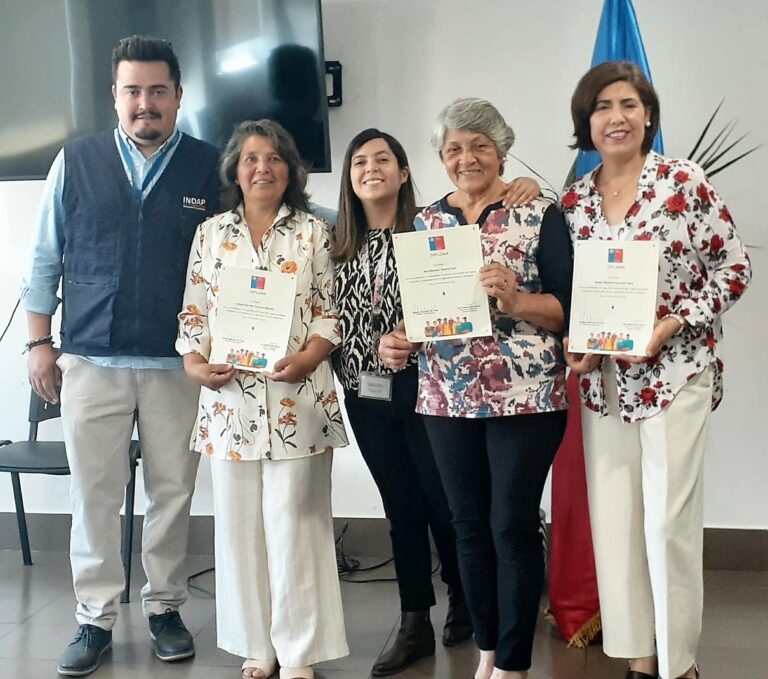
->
[[176, 120, 348, 679], [379, 99, 573, 679], [562, 62, 752, 679]]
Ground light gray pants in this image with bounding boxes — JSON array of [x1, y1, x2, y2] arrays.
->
[[57, 354, 200, 629]]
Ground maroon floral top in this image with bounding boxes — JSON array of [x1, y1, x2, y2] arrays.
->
[[561, 152, 752, 422], [413, 197, 573, 418]]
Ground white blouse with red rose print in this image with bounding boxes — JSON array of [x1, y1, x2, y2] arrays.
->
[[560, 151, 752, 423]]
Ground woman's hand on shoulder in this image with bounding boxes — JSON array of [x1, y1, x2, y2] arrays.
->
[[183, 352, 236, 389], [563, 338, 602, 374], [378, 321, 419, 370], [502, 176, 541, 208]]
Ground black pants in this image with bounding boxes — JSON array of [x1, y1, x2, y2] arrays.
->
[[423, 410, 567, 671], [343, 366, 462, 611]]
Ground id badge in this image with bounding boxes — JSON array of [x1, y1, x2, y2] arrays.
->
[[358, 372, 393, 401]]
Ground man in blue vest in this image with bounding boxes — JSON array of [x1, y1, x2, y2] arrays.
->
[[22, 35, 220, 676]]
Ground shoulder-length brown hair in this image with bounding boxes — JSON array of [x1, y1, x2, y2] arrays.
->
[[570, 60, 660, 154], [331, 128, 417, 263], [219, 119, 310, 214]]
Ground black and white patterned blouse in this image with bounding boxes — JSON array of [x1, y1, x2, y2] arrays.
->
[[333, 228, 418, 391]]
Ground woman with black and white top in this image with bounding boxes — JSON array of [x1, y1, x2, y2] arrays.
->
[[331, 127, 539, 677]]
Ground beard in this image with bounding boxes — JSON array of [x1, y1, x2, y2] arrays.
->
[[132, 112, 164, 141], [133, 126, 163, 141]]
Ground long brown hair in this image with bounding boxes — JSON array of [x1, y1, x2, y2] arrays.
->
[[332, 128, 417, 263]]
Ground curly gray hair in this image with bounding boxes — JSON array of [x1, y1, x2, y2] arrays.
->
[[430, 97, 515, 160]]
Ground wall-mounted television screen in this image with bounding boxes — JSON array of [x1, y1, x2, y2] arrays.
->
[[0, 0, 331, 180]]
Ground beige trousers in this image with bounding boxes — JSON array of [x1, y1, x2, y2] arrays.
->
[[210, 453, 348, 667], [58, 354, 200, 628], [581, 367, 713, 679]]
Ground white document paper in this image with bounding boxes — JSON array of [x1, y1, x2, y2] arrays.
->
[[568, 240, 660, 356], [210, 266, 297, 372], [392, 224, 492, 343]]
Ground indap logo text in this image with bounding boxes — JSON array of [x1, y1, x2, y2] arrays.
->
[[182, 196, 207, 211]]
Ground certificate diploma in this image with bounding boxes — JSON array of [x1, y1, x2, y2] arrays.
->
[[392, 224, 492, 343], [210, 266, 297, 372], [568, 240, 660, 356]]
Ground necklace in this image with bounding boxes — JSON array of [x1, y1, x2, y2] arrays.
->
[[601, 178, 636, 197], [601, 177, 639, 198]]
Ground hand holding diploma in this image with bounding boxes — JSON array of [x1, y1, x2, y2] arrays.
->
[[480, 263, 518, 315], [183, 352, 236, 390], [378, 321, 419, 370], [267, 337, 334, 384], [611, 316, 684, 365], [563, 337, 602, 375]]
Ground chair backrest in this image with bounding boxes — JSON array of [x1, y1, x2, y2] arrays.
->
[[28, 390, 61, 441]]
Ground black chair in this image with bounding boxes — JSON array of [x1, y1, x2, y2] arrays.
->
[[0, 390, 141, 603]]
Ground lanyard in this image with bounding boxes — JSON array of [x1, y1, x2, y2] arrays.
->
[[117, 129, 177, 204], [360, 229, 391, 354]]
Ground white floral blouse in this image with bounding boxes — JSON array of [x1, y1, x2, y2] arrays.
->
[[176, 204, 348, 461], [560, 152, 752, 423]]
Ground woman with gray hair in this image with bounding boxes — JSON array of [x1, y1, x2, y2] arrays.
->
[[176, 120, 348, 679], [379, 98, 573, 679]]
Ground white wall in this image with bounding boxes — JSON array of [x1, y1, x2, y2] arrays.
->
[[0, 0, 765, 528]]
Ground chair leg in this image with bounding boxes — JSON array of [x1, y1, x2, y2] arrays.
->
[[121, 460, 138, 604], [10, 473, 33, 566]]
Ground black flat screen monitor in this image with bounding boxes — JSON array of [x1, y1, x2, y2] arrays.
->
[[0, 0, 330, 180]]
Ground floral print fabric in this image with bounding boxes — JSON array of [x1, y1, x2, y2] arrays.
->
[[176, 204, 348, 460], [561, 152, 752, 422], [413, 197, 570, 418]]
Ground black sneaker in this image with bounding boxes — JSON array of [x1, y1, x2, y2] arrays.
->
[[57, 624, 112, 676], [148, 608, 195, 661]]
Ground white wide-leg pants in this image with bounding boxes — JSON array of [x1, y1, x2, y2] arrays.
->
[[58, 354, 200, 629], [210, 452, 349, 667], [581, 367, 713, 679]]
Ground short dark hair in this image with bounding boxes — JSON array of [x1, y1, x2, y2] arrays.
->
[[112, 35, 181, 89], [219, 119, 310, 214], [570, 60, 660, 153], [332, 128, 417, 263]]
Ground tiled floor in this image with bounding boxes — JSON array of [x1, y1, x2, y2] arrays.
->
[[0, 549, 766, 678]]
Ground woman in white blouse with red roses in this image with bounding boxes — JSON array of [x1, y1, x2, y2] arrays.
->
[[561, 62, 751, 679]]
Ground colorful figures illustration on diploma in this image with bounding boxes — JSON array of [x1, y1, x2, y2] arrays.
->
[[423, 317, 474, 338], [586, 331, 634, 352], [226, 348, 268, 368]]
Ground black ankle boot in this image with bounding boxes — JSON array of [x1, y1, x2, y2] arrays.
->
[[372, 611, 435, 676], [442, 589, 473, 646]]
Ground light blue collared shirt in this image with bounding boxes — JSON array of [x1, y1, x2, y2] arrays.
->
[[22, 127, 184, 369]]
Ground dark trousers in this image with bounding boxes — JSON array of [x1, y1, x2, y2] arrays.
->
[[423, 410, 567, 671], [343, 367, 462, 611]]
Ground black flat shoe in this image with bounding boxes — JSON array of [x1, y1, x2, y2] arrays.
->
[[625, 671, 657, 679]]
